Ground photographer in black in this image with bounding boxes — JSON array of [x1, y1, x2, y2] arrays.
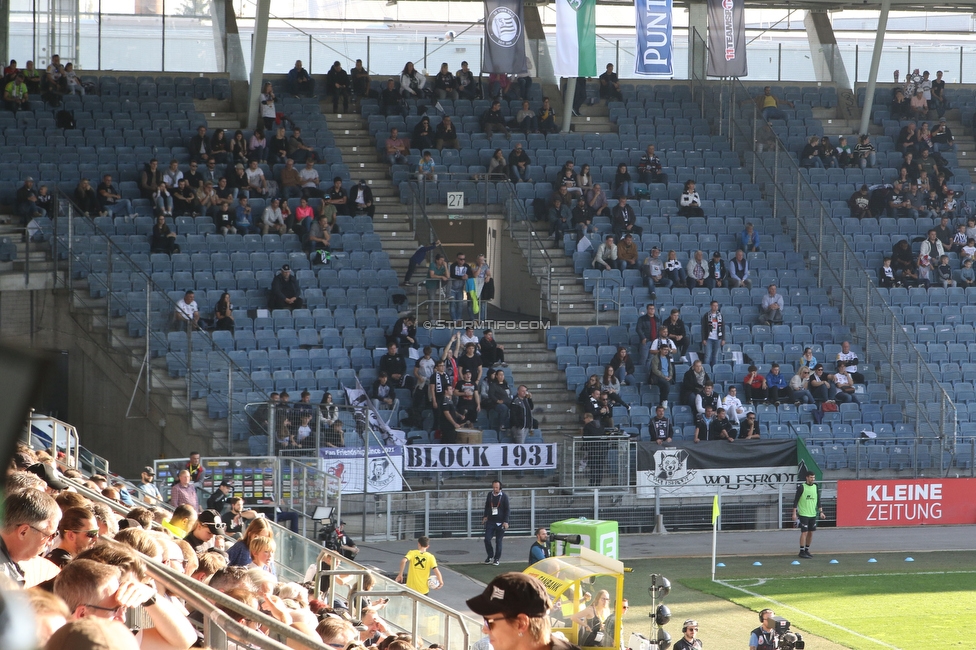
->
[[750, 609, 777, 650], [673, 619, 702, 650], [336, 520, 359, 560]]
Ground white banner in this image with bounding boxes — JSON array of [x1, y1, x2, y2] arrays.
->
[[406, 443, 557, 472], [319, 446, 403, 494], [637, 463, 797, 497]]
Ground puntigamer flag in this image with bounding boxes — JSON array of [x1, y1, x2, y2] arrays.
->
[[555, 0, 597, 78], [483, 0, 528, 74], [634, 0, 673, 76], [706, 0, 748, 77]]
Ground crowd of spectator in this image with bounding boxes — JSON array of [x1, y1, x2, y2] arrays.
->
[[1, 445, 438, 650]]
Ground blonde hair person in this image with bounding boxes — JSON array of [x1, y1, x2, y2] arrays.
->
[[571, 589, 614, 647], [227, 516, 273, 567], [247, 535, 277, 573]]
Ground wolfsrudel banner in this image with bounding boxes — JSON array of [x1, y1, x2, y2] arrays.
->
[[837, 478, 976, 527], [706, 0, 747, 77], [636, 439, 814, 497], [634, 0, 673, 76]]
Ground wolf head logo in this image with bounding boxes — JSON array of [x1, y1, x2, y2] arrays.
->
[[655, 449, 689, 481]]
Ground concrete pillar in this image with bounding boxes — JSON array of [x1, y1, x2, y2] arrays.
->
[[0, 0, 9, 67], [859, 0, 891, 136], [804, 10, 857, 120], [246, 0, 272, 130], [210, 0, 249, 114], [687, 0, 707, 80]]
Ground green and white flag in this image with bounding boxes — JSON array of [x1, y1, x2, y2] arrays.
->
[[554, 0, 596, 78]]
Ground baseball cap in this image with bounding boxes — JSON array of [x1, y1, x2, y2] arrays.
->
[[219, 479, 233, 487], [46, 618, 141, 650], [281, 264, 291, 271], [359, 179, 367, 185], [142, 466, 155, 475], [25, 176, 33, 182], [466, 572, 553, 618], [26, 463, 69, 490], [198, 509, 227, 533], [712, 251, 721, 258]]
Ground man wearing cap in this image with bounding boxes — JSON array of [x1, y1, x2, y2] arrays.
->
[[673, 619, 702, 650], [482, 480, 510, 565], [169, 469, 199, 512], [466, 573, 579, 650], [206, 480, 234, 514], [0, 488, 61, 586], [16, 176, 45, 223], [349, 179, 375, 218], [932, 116, 953, 151], [706, 251, 728, 289], [396, 535, 442, 595], [185, 509, 226, 551], [270, 264, 304, 311]]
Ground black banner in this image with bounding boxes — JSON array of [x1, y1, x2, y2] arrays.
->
[[706, 0, 747, 77], [484, 0, 529, 74]]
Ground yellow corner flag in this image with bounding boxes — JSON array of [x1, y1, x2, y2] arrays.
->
[[712, 495, 720, 525]]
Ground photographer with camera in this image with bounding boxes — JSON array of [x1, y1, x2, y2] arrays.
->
[[750, 609, 777, 650], [673, 619, 702, 650], [528, 527, 549, 565], [336, 520, 359, 560]]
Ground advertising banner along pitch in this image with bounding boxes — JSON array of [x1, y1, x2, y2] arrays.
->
[[836, 478, 976, 527], [634, 0, 673, 77], [405, 443, 557, 472], [706, 0, 748, 77], [554, 0, 597, 78], [637, 439, 811, 497], [483, 0, 529, 74]]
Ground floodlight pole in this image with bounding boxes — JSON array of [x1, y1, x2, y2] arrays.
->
[[858, 0, 891, 137]]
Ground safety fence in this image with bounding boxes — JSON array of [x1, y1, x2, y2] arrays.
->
[[712, 79, 957, 453]]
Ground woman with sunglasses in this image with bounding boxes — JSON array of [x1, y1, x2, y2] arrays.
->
[[45, 506, 99, 568], [571, 588, 615, 647], [673, 619, 702, 650]]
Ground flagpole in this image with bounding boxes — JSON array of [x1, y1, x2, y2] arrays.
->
[[711, 491, 719, 581]]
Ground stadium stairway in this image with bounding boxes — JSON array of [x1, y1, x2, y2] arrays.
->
[[0, 220, 54, 290]]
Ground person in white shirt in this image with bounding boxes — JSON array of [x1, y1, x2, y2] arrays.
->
[[174, 290, 200, 329], [245, 160, 269, 198], [593, 235, 618, 271], [836, 340, 864, 384], [721, 385, 747, 425], [729, 249, 751, 288], [162, 159, 183, 188], [460, 327, 479, 348], [299, 159, 322, 199], [64, 62, 84, 95], [263, 198, 288, 235]]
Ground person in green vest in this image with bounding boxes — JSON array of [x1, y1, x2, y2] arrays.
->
[[792, 470, 825, 559]]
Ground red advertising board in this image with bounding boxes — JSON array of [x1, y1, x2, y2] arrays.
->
[[837, 478, 976, 527]]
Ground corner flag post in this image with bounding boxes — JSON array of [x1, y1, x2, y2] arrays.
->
[[711, 492, 720, 581]]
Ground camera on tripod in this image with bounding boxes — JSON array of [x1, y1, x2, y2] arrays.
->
[[772, 617, 804, 650], [313, 506, 353, 558]]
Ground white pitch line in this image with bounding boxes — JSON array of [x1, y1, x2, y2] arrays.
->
[[714, 579, 902, 650], [721, 569, 976, 582]]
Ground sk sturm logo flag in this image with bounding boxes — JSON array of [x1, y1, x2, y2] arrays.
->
[[555, 0, 596, 77]]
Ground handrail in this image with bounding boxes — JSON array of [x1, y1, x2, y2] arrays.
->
[[716, 78, 956, 452], [312, 548, 476, 650], [50, 188, 269, 447]]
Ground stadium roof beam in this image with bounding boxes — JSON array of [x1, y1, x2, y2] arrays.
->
[[860, 0, 891, 135], [247, 0, 272, 131]]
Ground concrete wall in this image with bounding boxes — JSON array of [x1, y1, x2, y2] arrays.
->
[[0, 288, 208, 477]]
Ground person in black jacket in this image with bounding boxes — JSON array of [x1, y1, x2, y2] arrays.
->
[[580, 412, 608, 486], [380, 79, 403, 117], [389, 314, 417, 352], [326, 60, 350, 112], [189, 125, 212, 163], [378, 342, 413, 390], [481, 480, 509, 565], [707, 252, 728, 289], [700, 301, 725, 366], [269, 264, 303, 311], [508, 385, 534, 444], [481, 100, 510, 138], [348, 179, 375, 218]]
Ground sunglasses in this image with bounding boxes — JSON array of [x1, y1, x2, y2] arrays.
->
[[69, 529, 100, 539], [483, 616, 508, 630], [206, 523, 227, 532], [28, 524, 58, 542]]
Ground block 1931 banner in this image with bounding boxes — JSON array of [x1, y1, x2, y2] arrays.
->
[[405, 444, 557, 472]]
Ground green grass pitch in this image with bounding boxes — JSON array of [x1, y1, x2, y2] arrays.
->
[[454, 551, 976, 650]]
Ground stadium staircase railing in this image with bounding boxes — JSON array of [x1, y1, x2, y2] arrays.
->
[[711, 78, 957, 461], [49, 189, 269, 452]]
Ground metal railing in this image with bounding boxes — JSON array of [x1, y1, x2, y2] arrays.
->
[[713, 79, 957, 454], [50, 189, 268, 452], [499, 180, 556, 324]]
